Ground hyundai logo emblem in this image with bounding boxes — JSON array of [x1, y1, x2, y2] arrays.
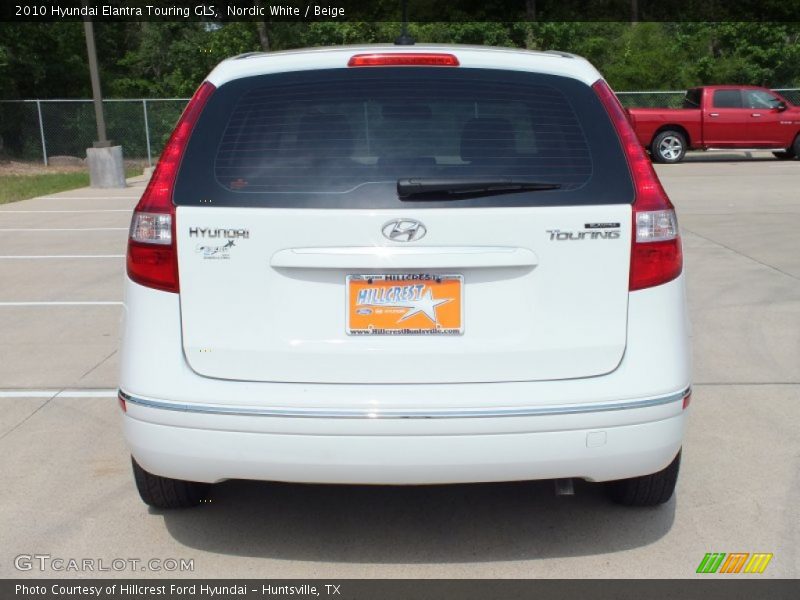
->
[[382, 219, 427, 242]]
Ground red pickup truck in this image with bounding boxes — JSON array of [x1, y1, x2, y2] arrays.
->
[[628, 86, 800, 163]]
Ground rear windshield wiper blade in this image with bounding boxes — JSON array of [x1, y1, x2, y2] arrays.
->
[[397, 178, 562, 200]]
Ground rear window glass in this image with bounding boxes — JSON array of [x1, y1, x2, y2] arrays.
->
[[176, 68, 633, 208], [713, 90, 743, 109], [683, 89, 701, 108]]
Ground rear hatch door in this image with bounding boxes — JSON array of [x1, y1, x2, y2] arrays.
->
[[174, 66, 634, 384]]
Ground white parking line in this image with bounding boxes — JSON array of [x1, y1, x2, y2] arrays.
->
[[0, 209, 132, 214], [0, 302, 122, 306], [0, 255, 124, 259], [0, 389, 117, 398], [0, 228, 128, 232]]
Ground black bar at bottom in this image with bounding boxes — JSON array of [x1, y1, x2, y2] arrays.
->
[[3, 579, 798, 600]]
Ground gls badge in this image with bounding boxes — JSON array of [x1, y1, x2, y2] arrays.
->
[[190, 227, 249, 261]]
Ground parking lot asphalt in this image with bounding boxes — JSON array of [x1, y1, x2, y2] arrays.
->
[[0, 153, 798, 578]]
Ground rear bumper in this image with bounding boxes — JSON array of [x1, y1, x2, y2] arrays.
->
[[122, 389, 688, 485], [120, 272, 691, 485]]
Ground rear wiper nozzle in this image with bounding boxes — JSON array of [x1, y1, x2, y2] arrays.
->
[[397, 178, 561, 200]]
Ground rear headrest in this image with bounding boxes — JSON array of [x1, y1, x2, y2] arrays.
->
[[460, 118, 516, 162], [295, 113, 354, 158]]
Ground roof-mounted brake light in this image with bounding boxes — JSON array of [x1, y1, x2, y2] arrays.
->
[[348, 53, 459, 67]]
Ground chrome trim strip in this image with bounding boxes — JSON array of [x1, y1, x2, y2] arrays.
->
[[119, 387, 690, 419]]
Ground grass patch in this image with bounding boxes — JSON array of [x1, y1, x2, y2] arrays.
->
[[0, 166, 143, 205], [0, 172, 90, 205]]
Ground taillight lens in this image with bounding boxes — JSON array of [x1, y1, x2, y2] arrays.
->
[[130, 212, 172, 245], [127, 81, 215, 293], [348, 53, 460, 67], [630, 208, 682, 290], [593, 79, 683, 291], [629, 231, 683, 291], [636, 210, 678, 242]]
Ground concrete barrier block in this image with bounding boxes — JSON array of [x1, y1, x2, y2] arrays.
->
[[86, 145, 126, 188]]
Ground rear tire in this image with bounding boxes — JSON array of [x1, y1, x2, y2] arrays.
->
[[777, 134, 800, 160], [608, 450, 681, 507], [132, 457, 210, 509], [651, 130, 687, 164]]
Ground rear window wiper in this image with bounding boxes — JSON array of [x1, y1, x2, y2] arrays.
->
[[397, 178, 562, 200]]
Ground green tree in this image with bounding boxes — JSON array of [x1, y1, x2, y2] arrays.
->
[[2, 20, 800, 100]]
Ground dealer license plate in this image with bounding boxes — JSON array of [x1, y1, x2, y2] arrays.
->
[[346, 274, 463, 335]]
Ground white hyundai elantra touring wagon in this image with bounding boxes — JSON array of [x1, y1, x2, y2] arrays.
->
[[119, 45, 691, 509]]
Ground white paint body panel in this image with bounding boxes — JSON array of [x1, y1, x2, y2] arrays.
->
[[125, 413, 685, 485], [206, 45, 603, 88], [176, 206, 632, 384]]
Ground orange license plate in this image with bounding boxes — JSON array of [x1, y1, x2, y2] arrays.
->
[[346, 274, 463, 335]]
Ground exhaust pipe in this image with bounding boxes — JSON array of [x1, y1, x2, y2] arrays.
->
[[554, 478, 575, 496]]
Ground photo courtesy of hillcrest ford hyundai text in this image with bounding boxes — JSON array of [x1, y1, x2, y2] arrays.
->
[[120, 45, 690, 509]]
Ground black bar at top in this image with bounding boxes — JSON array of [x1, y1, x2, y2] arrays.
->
[[3, 0, 800, 23]]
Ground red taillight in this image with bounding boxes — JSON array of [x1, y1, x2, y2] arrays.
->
[[682, 391, 692, 410], [126, 240, 179, 293], [593, 80, 683, 291], [348, 53, 460, 67], [118, 392, 127, 413], [127, 81, 215, 293]]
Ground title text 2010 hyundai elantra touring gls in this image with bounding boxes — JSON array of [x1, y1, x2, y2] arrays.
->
[[119, 45, 691, 509]]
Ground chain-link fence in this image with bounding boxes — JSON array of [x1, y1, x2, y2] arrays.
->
[[2, 90, 799, 165], [0, 98, 187, 166], [617, 91, 686, 108]]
